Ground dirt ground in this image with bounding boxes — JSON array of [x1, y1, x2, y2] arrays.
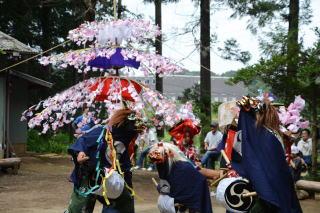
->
[[0, 154, 319, 213]]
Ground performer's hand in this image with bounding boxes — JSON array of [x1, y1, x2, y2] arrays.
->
[[77, 151, 89, 163], [226, 162, 232, 169], [157, 179, 171, 195], [283, 131, 292, 137], [195, 161, 202, 168]]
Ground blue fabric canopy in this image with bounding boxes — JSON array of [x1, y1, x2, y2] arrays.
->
[[88, 48, 140, 69]]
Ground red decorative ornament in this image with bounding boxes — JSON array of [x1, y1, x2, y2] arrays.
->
[[169, 119, 201, 145], [225, 129, 236, 161], [89, 77, 142, 102]]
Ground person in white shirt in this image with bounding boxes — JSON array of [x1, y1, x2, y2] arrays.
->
[[201, 122, 223, 169], [134, 127, 159, 171], [297, 129, 312, 166]]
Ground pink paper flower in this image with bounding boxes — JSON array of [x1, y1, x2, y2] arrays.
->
[[298, 121, 309, 129], [39, 47, 182, 75], [22, 77, 198, 133], [278, 95, 309, 133]]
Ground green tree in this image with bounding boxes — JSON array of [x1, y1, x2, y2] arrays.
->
[[222, 0, 319, 174], [0, 0, 113, 99], [218, 39, 251, 64]]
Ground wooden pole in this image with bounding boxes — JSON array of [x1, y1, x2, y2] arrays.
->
[[296, 180, 320, 193], [5, 71, 10, 158]]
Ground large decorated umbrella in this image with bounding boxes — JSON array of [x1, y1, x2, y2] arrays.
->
[[39, 19, 183, 75], [26, 18, 194, 133], [22, 76, 198, 134]]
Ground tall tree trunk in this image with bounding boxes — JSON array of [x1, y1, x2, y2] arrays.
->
[[117, 0, 122, 19], [155, 0, 163, 137], [40, 6, 51, 52], [83, 0, 96, 22], [200, 0, 211, 134], [155, 0, 163, 94], [311, 85, 318, 174], [39, 4, 52, 84], [286, 0, 299, 95]]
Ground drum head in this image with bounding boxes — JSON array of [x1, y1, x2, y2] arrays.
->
[[224, 178, 255, 212]]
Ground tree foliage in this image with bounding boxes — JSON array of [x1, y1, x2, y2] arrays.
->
[[224, 0, 319, 173], [220, 0, 311, 33], [218, 38, 251, 64], [0, 0, 113, 101]]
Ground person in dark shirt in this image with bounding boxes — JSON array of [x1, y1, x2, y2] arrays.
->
[[290, 146, 307, 182]]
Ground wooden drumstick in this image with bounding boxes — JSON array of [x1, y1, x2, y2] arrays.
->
[[221, 150, 231, 165], [242, 192, 257, 197], [152, 178, 158, 187], [219, 169, 224, 180], [209, 151, 230, 187], [210, 172, 228, 187]]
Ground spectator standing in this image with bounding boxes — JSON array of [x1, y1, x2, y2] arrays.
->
[[201, 122, 223, 169], [132, 130, 148, 166], [297, 129, 312, 167], [134, 127, 158, 171]]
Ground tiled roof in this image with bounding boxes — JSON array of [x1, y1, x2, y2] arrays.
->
[[9, 70, 53, 88], [0, 31, 37, 54], [132, 75, 247, 101]]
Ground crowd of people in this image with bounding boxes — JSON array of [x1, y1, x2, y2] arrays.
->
[[64, 95, 314, 213]]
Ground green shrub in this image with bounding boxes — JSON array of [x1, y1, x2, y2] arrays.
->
[[27, 129, 72, 154]]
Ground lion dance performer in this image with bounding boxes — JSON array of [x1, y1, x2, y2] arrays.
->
[[169, 119, 201, 163], [228, 96, 302, 213], [65, 109, 145, 213], [149, 142, 213, 213]]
